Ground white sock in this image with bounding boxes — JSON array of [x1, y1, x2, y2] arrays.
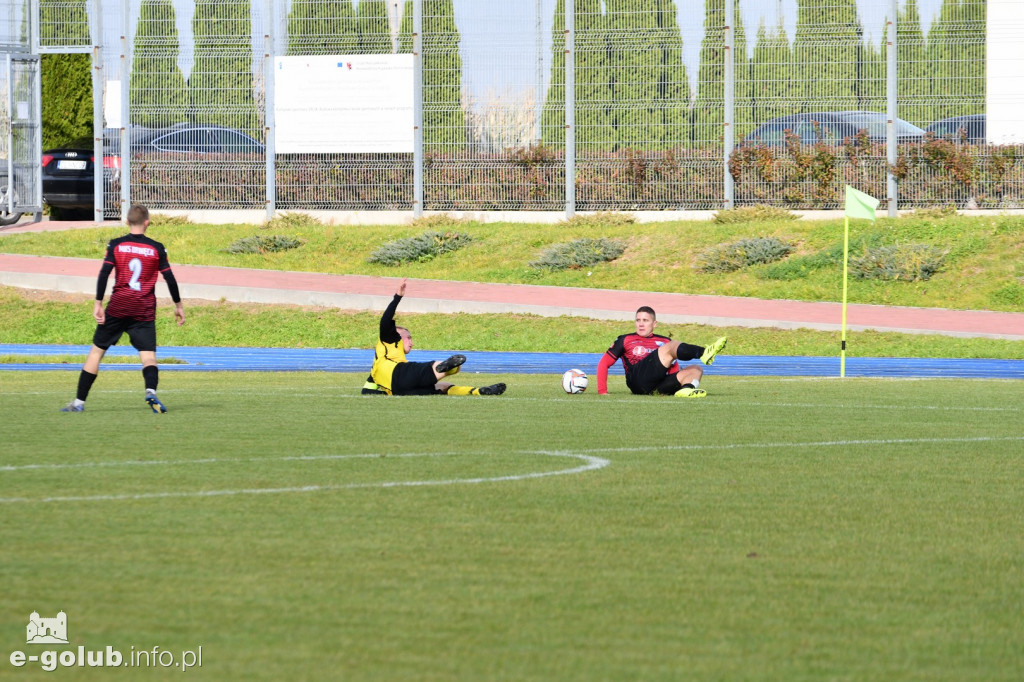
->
[[73, 398, 85, 407], [691, 378, 700, 389], [145, 388, 157, 397]]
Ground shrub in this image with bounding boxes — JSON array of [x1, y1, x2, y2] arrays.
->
[[368, 231, 473, 266], [412, 214, 469, 229], [713, 205, 798, 224], [148, 214, 192, 227], [907, 204, 958, 219], [697, 237, 794, 273], [225, 235, 304, 254], [759, 250, 838, 280], [529, 238, 625, 270], [264, 212, 325, 230], [849, 243, 946, 281], [560, 212, 636, 228]]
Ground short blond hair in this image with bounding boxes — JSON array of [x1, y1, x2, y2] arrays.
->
[[127, 204, 150, 226]]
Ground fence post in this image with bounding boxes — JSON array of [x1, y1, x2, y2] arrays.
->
[[723, 0, 734, 209], [886, 0, 898, 217], [413, 0, 423, 218], [119, 0, 130, 221], [264, 0, 276, 222], [535, 0, 543, 145], [90, 0, 103, 222], [565, 0, 575, 218]]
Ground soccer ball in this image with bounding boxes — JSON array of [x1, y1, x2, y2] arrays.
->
[[562, 369, 588, 394]]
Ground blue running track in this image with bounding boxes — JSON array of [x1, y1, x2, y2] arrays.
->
[[2, 344, 1023, 378]]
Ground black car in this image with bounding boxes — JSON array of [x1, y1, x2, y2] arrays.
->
[[41, 146, 119, 219], [742, 111, 926, 146], [924, 114, 985, 144], [41, 124, 264, 219]]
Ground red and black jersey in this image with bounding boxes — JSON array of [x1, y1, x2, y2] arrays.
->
[[101, 234, 172, 321], [604, 332, 679, 379]]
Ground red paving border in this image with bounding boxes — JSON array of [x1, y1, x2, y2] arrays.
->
[[2, 252, 1023, 340]]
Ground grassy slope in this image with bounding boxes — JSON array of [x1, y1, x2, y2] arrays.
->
[[1, 213, 1023, 311], [3, 286, 1024, 359]]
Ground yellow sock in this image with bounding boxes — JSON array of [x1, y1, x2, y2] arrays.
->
[[446, 385, 476, 396], [445, 366, 460, 377]]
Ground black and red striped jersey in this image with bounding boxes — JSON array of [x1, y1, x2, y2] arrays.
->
[[102, 234, 172, 321], [604, 332, 679, 378]]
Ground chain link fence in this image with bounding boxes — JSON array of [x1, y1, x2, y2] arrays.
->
[[0, 0, 1018, 216]]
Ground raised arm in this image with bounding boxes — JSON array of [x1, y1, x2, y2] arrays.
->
[[379, 278, 407, 344]]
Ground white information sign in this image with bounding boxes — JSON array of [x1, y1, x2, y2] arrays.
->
[[274, 54, 414, 153], [987, 0, 1024, 145]]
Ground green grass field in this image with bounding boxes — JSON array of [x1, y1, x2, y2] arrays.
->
[[3, 371, 1022, 681]]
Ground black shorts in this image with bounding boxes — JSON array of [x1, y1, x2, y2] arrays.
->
[[391, 361, 440, 395], [93, 316, 157, 352], [626, 351, 681, 396]]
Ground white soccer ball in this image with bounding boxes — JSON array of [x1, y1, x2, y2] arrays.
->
[[562, 369, 588, 394]]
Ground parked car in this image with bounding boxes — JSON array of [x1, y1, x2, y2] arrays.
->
[[924, 114, 985, 144], [742, 111, 926, 146], [41, 124, 264, 219], [127, 122, 265, 155], [41, 146, 120, 219]]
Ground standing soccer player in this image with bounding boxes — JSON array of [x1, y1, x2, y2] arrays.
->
[[596, 306, 727, 398], [61, 205, 185, 413]]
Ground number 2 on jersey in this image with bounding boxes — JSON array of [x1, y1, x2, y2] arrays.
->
[[128, 257, 143, 291]]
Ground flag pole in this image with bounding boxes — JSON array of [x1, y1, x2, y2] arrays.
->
[[841, 215, 849, 378]]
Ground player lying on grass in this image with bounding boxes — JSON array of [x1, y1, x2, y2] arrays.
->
[[597, 306, 727, 398], [61, 204, 185, 414], [363, 278, 506, 396]]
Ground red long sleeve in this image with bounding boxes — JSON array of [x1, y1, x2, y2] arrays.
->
[[597, 352, 617, 394]]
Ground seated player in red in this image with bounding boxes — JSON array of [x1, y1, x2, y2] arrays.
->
[[596, 306, 726, 398]]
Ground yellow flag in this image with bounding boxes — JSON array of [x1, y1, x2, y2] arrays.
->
[[844, 185, 879, 221]]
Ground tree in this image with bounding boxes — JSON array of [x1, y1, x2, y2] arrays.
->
[[607, 0, 663, 147], [39, 0, 89, 46], [792, 0, 860, 113], [692, 0, 728, 145], [188, 0, 259, 133], [398, 0, 465, 149], [575, 0, 615, 150], [130, 0, 188, 128], [748, 21, 793, 136], [286, 0, 358, 56], [540, 0, 568, 147], [41, 55, 92, 149], [925, 0, 984, 121], [656, 0, 690, 147], [896, 0, 930, 126], [39, 0, 91, 148], [857, 28, 885, 113], [358, 0, 393, 54]]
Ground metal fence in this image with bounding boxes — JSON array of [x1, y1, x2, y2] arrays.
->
[[0, 0, 1018, 218]]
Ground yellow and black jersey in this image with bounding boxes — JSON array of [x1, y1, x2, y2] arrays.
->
[[369, 294, 405, 394]]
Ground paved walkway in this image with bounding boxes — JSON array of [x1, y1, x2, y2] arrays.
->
[[2, 251, 1024, 340]]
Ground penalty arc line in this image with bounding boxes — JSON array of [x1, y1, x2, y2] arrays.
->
[[0, 451, 611, 505]]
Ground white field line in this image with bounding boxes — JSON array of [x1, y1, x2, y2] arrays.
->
[[7, 388, 1022, 413], [0, 451, 610, 505], [580, 435, 1024, 454]]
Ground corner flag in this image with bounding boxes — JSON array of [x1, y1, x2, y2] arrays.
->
[[845, 185, 880, 221], [840, 185, 879, 378]]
